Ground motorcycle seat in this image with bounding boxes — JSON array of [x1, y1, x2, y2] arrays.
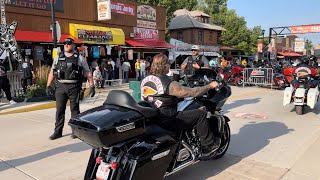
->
[[104, 90, 159, 118]]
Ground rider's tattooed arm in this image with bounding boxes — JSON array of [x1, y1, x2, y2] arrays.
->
[[168, 81, 211, 98]]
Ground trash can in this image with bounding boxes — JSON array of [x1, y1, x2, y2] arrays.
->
[[129, 81, 141, 102]]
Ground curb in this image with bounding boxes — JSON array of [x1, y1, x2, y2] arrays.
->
[[0, 86, 128, 115]]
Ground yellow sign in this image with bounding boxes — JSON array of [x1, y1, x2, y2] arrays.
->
[[69, 23, 125, 45]]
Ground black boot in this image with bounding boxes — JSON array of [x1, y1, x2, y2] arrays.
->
[[49, 133, 62, 140], [70, 134, 77, 139]]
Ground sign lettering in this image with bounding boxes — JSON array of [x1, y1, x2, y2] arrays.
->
[[137, 19, 156, 29], [77, 29, 113, 43], [97, 0, 111, 21], [111, 2, 135, 16], [134, 27, 158, 40], [290, 24, 320, 34], [5, 0, 64, 12]]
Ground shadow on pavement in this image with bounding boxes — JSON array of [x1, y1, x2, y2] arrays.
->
[[165, 121, 294, 180], [223, 98, 261, 113], [0, 142, 91, 172]]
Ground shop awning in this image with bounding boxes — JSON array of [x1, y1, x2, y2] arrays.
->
[[14, 30, 83, 43], [125, 39, 175, 49], [277, 52, 303, 57], [69, 23, 125, 45]]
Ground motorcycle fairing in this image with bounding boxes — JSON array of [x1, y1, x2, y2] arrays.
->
[[294, 88, 306, 106], [283, 86, 294, 106]]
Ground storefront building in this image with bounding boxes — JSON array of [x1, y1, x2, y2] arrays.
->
[[4, 0, 170, 78]]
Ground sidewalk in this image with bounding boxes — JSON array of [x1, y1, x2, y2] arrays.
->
[[0, 84, 130, 115]]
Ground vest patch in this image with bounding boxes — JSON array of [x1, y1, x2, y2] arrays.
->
[[142, 86, 157, 98], [140, 75, 164, 95]]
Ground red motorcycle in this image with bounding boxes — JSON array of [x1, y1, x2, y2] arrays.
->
[[219, 65, 244, 86]]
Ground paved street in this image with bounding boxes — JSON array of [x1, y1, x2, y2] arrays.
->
[[1, 86, 320, 180]]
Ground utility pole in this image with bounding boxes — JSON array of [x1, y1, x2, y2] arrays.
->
[[51, 0, 57, 48]]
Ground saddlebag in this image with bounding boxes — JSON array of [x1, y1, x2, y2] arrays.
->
[[307, 88, 319, 109], [283, 86, 294, 106], [119, 135, 178, 180], [68, 105, 145, 148]]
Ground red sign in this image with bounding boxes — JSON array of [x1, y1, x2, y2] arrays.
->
[[134, 27, 158, 39], [290, 24, 320, 34], [110, 2, 135, 16]]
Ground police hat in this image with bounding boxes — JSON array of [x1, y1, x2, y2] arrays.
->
[[63, 38, 75, 44]]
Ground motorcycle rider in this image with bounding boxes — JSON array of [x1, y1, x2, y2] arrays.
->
[[291, 57, 318, 88], [181, 45, 209, 75], [141, 53, 221, 158]]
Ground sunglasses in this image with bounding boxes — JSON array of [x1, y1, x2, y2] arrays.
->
[[63, 42, 73, 45], [192, 49, 198, 52]]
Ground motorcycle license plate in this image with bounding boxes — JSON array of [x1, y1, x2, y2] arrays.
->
[[295, 99, 303, 103], [96, 162, 110, 180]]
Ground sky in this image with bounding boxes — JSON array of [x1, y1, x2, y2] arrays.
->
[[227, 0, 320, 46]]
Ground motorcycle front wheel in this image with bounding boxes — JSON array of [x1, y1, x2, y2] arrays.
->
[[295, 105, 304, 115], [214, 122, 231, 159]]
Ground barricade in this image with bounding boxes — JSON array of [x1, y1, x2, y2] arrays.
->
[[243, 68, 274, 89]]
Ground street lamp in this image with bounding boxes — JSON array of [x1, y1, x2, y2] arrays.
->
[[51, 0, 57, 48], [262, 29, 265, 58]]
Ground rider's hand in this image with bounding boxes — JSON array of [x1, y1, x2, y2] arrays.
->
[[192, 63, 200, 69], [46, 86, 51, 96], [208, 81, 219, 89], [89, 86, 96, 97]]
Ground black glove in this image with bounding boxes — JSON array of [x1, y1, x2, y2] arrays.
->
[[46, 86, 51, 96], [89, 86, 95, 97]]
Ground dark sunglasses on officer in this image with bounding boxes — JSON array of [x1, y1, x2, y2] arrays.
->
[[63, 38, 75, 45]]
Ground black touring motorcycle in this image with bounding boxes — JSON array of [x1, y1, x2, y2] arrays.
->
[[69, 69, 232, 180]]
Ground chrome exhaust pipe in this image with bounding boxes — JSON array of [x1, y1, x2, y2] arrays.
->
[[165, 141, 199, 176]]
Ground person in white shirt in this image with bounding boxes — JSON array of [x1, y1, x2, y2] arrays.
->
[[140, 59, 147, 79], [110, 58, 115, 78], [122, 60, 131, 83], [93, 66, 103, 88]]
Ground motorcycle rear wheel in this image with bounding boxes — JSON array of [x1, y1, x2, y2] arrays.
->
[[295, 105, 304, 115], [214, 122, 231, 159]]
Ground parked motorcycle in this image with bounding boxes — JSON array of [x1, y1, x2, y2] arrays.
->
[[69, 69, 232, 180], [283, 74, 319, 115], [219, 65, 244, 86], [272, 65, 290, 90]]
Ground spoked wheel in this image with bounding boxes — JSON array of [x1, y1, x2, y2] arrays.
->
[[236, 78, 244, 86], [214, 122, 231, 159]]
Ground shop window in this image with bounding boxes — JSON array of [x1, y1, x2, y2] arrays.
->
[[177, 31, 183, 41], [198, 31, 203, 45]]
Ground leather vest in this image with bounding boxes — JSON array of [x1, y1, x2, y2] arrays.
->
[[141, 75, 179, 118], [53, 53, 82, 81], [184, 55, 202, 75], [22, 62, 32, 78]]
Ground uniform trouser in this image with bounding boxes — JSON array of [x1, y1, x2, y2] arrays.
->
[[54, 82, 81, 135], [162, 109, 214, 147], [22, 78, 32, 92], [0, 77, 12, 101]]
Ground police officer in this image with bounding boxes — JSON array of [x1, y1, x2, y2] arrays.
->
[[0, 60, 17, 104], [21, 56, 34, 93], [46, 38, 95, 140], [181, 45, 209, 75], [291, 57, 318, 88]]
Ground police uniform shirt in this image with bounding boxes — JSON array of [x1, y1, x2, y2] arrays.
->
[[183, 55, 209, 66], [52, 53, 90, 83]]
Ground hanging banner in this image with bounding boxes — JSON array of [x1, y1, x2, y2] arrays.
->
[[137, 20, 156, 29], [111, 2, 135, 16], [134, 27, 158, 39], [294, 38, 305, 52], [290, 24, 320, 34], [97, 0, 111, 21], [137, 5, 156, 21]]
